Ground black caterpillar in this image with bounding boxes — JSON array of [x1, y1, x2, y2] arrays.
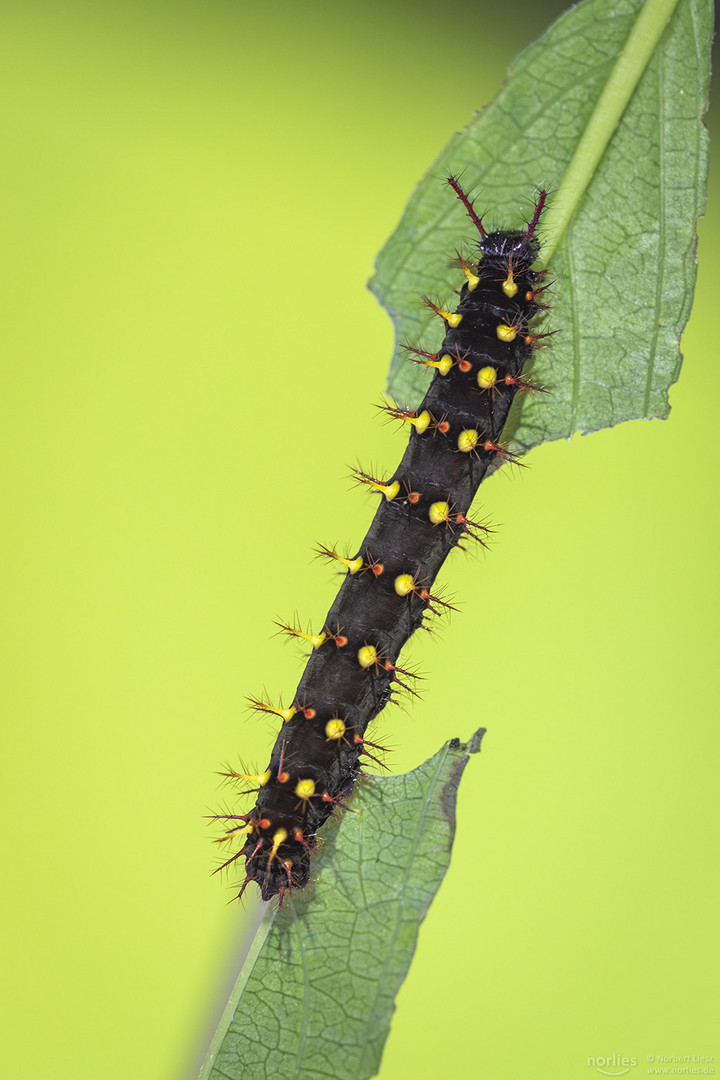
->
[[213, 177, 549, 900]]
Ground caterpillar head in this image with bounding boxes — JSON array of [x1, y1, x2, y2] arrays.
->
[[480, 229, 540, 264]]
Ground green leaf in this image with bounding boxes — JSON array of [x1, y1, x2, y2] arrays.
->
[[199, 732, 484, 1080], [370, 0, 712, 452]]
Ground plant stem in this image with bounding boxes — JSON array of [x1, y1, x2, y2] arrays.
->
[[542, 0, 682, 262], [197, 901, 277, 1080]]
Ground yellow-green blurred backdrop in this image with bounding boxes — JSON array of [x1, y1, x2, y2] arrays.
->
[[1, 1, 717, 1078]]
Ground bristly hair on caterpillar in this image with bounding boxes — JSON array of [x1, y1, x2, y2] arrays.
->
[[212, 176, 549, 902]]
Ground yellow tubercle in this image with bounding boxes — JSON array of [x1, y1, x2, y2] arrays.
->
[[294, 778, 316, 800], [458, 255, 480, 291], [424, 297, 463, 327], [316, 544, 364, 575], [412, 353, 453, 376], [325, 717, 346, 741], [358, 644, 378, 668], [223, 822, 253, 840], [232, 769, 271, 786], [429, 501, 450, 525], [270, 828, 288, 857], [502, 270, 518, 298], [335, 552, 363, 574], [414, 410, 431, 435], [496, 323, 517, 343], [281, 624, 326, 650], [457, 429, 478, 453], [394, 573, 415, 597], [355, 470, 401, 501], [248, 696, 297, 722], [477, 365, 497, 389], [384, 406, 433, 435]]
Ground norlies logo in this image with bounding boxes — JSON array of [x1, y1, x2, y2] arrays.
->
[[211, 177, 550, 901], [587, 1053, 638, 1076]]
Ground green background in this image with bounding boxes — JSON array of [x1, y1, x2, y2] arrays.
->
[[1, 2, 717, 1079]]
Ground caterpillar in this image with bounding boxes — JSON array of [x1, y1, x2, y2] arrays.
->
[[213, 176, 549, 901]]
